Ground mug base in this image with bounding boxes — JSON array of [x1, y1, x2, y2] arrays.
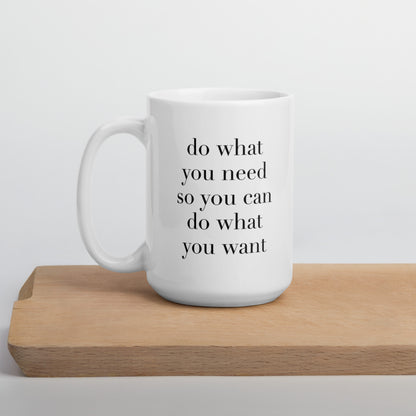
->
[[151, 286, 287, 308]]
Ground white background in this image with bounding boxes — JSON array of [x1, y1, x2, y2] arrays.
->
[[1, 0, 415, 414]]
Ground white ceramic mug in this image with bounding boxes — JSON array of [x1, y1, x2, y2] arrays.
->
[[77, 88, 293, 307]]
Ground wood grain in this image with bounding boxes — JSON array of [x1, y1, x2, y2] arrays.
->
[[8, 264, 416, 376]]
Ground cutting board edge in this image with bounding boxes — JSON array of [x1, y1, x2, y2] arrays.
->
[[8, 343, 416, 377]]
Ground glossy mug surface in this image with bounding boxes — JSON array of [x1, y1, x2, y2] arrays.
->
[[77, 88, 293, 307]]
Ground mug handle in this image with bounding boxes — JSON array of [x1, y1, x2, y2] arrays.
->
[[77, 118, 148, 272]]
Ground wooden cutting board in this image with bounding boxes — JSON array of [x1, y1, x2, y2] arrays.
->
[[8, 264, 416, 377]]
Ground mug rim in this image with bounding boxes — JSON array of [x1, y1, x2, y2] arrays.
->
[[147, 88, 292, 104]]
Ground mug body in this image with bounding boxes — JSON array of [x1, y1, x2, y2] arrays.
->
[[145, 88, 293, 307]]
